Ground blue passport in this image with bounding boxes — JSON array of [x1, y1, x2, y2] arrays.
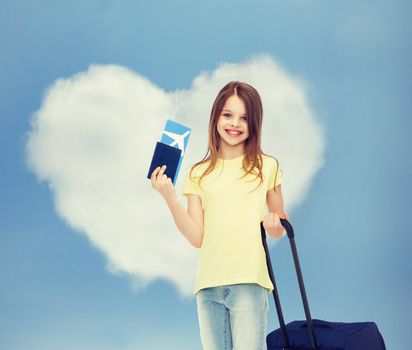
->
[[147, 119, 191, 185]]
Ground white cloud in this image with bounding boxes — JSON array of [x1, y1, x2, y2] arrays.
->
[[24, 54, 325, 299]]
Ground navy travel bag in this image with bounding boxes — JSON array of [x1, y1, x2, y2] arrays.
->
[[260, 219, 386, 350]]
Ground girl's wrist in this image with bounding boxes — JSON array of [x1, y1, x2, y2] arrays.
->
[[165, 193, 179, 208]]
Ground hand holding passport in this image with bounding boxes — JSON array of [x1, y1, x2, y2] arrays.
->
[[147, 119, 191, 185]]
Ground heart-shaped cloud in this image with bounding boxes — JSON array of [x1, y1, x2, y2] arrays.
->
[[25, 54, 325, 299]]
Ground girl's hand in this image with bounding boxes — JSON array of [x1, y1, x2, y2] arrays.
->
[[151, 165, 176, 202], [263, 212, 287, 238]]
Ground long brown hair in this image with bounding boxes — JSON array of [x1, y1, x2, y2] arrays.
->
[[188, 81, 282, 193]]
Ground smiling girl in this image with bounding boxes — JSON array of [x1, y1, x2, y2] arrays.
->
[[151, 81, 288, 350]]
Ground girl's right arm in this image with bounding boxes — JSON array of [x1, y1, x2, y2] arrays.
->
[[166, 195, 203, 248], [151, 165, 204, 248]]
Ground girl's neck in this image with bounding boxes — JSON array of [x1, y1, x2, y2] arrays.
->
[[217, 149, 245, 160]]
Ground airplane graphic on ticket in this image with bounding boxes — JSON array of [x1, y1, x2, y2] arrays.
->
[[147, 118, 191, 185]]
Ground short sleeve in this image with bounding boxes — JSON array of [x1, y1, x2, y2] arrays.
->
[[181, 167, 202, 197], [267, 161, 283, 191]]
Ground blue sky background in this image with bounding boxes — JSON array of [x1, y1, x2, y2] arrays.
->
[[1, 0, 411, 349]]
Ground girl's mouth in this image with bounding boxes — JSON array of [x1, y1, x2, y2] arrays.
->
[[225, 129, 243, 137]]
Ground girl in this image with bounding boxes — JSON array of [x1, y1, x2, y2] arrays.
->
[[151, 81, 289, 350]]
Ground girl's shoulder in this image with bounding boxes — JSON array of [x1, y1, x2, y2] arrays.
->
[[261, 154, 280, 167], [186, 159, 211, 177]]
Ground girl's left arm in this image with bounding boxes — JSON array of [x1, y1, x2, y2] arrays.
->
[[264, 184, 289, 238]]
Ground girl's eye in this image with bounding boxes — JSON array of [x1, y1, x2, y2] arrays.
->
[[222, 113, 247, 120]]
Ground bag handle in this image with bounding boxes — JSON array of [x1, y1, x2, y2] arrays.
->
[[260, 219, 318, 350]]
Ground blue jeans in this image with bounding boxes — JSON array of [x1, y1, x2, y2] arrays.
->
[[196, 283, 270, 350]]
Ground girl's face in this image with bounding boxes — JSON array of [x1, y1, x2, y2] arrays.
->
[[217, 94, 249, 150]]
